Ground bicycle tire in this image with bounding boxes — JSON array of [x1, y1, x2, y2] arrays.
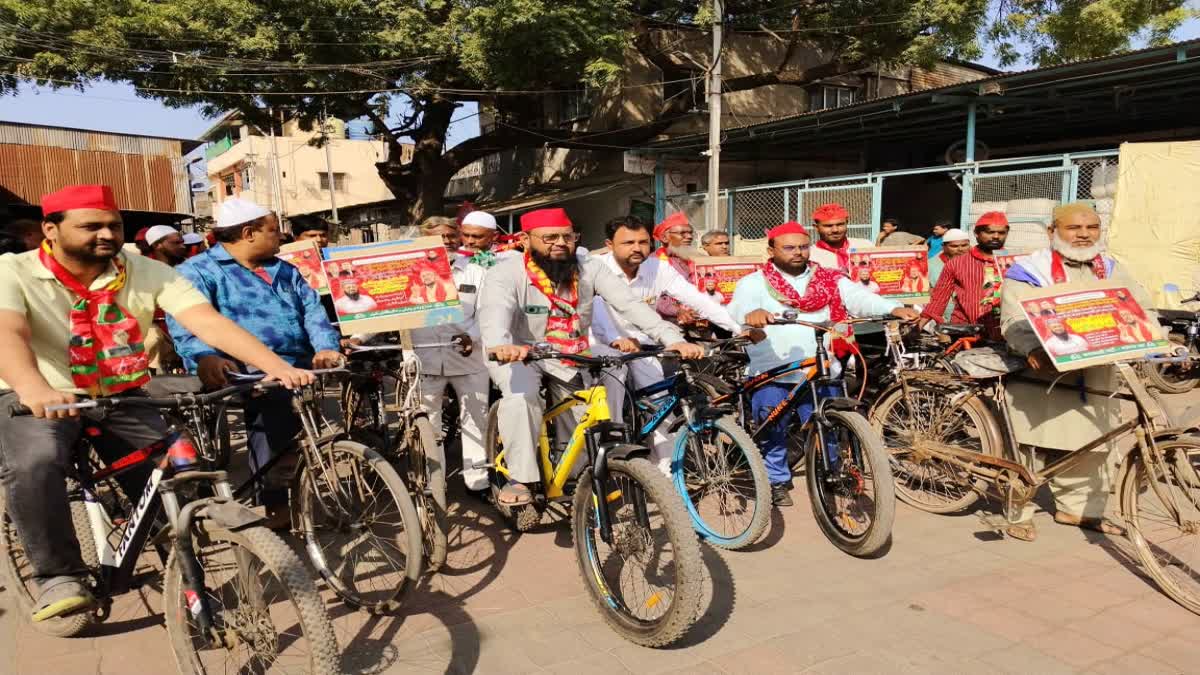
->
[[870, 384, 1005, 514], [164, 522, 340, 674], [673, 415, 771, 550], [1139, 334, 1199, 394], [805, 409, 895, 558], [483, 403, 542, 532], [572, 457, 704, 647], [0, 487, 99, 637], [297, 441, 423, 613], [405, 415, 448, 572], [1120, 436, 1200, 616]]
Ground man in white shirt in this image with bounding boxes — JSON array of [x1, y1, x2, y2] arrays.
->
[[412, 217, 491, 492], [333, 277, 378, 315], [591, 217, 740, 473], [808, 203, 874, 275]]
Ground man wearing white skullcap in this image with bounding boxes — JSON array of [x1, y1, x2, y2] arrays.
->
[[141, 225, 188, 372], [144, 225, 187, 267], [459, 210, 502, 261], [928, 228, 971, 287], [167, 197, 343, 527]]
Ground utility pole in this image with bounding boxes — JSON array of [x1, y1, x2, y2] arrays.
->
[[268, 106, 287, 219], [705, 0, 723, 233], [322, 105, 340, 224]]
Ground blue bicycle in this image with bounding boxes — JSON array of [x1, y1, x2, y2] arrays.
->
[[620, 342, 772, 551]]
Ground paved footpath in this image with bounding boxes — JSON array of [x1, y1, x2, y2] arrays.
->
[[3, 399, 1200, 674]]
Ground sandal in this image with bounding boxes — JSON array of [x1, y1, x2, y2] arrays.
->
[[1054, 512, 1124, 536], [1005, 522, 1038, 542], [497, 481, 533, 507]]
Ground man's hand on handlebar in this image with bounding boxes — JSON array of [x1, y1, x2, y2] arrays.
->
[[609, 337, 641, 354], [890, 307, 922, 322], [739, 328, 767, 344], [197, 355, 240, 390], [16, 385, 77, 419], [665, 342, 705, 360], [262, 363, 316, 389], [744, 309, 774, 329], [313, 349, 346, 370], [489, 344, 531, 364]]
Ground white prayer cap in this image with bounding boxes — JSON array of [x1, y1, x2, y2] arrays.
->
[[215, 197, 272, 229], [461, 210, 497, 230], [182, 232, 204, 245], [144, 225, 179, 246], [941, 228, 970, 243]]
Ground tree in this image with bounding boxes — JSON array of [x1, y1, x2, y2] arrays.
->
[[0, 1, 1192, 225]]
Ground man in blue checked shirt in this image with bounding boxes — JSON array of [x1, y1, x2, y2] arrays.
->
[[167, 197, 343, 527]]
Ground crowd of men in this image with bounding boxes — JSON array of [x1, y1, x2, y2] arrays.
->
[[0, 181, 1143, 623]]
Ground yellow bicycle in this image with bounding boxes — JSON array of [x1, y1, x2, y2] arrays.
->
[[484, 347, 704, 647]]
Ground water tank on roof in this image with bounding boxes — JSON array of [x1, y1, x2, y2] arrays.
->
[[346, 120, 375, 140]]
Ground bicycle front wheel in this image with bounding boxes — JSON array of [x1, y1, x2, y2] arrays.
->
[[805, 410, 895, 557], [297, 441, 423, 613], [399, 414, 448, 572], [674, 415, 771, 550], [572, 457, 704, 647], [1121, 436, 1200, 615], [164, 523, 340, 674]]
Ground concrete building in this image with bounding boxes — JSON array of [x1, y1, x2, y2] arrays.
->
[[201, 111, 412, 224], [0, 120, 198, 233]]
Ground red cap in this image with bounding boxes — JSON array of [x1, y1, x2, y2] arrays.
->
[[134, 227, 150, 243], [520, 208, 572, 232], [41, 184, 118, 217], [975, 211, 1009, 228], [811, 203, 849, 223], [767, 222, 810, 240], [653, 211, 689, 242]]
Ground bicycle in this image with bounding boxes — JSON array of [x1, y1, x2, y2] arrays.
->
[[230, 370, 424, 614], [692, 312, 896, 558], [483, 346, 704, 647], [0, 390, 340, 673], [619, 341, 772, 550]]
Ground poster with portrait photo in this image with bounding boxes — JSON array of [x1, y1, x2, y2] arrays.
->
[[690, 256, 761, 305], [846, 246, 931, 304], [278, 240, 330, 295], [1019, 280, 1169, 372]]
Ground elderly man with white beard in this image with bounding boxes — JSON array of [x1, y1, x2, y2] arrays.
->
[[999, 202, 1159, 542]]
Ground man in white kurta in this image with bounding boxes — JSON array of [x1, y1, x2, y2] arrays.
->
[[590, 217, 740, 473]]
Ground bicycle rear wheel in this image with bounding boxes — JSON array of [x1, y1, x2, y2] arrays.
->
[[572, 457, 704, 647], [164, 522, 340, 674], [673, 415, 771, 550], [1120, 436, 1200, 615], [297, 441, 423, 613], [399, 415, 448, 572], [805, 410, 895, 557]]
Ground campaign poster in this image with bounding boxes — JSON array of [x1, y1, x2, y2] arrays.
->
[[323, 237, 465, 335], [847, 246, 931, 304], [690, 256, 761, 304], [993, 249, 1029, 278], [278, 240, 330, 295], [1018, 281, 1169, 372]]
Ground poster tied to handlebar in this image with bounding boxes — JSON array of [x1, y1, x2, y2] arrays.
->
[[1019, 280, 1170, 372], [278, 239, 331, 295], [847, 246, 931, 304], [322, 236, 465, 336], [689, 256, 761, 305]]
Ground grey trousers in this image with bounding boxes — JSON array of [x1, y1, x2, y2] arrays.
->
[[486, 362, 585, 484]]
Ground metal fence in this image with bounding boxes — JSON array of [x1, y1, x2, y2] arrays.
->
[[663, 149, 1119, 254]]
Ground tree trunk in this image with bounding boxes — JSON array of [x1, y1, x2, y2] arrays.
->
[[375, 97, 457, 227]]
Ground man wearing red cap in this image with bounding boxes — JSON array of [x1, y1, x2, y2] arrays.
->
[[480, 207, 703, 506], [730, 221, 918, 506], [921, 212, 1012, 340], [651, 212, 703, 326], [0, 184, 314, 622], [807, 203, 874, 275]]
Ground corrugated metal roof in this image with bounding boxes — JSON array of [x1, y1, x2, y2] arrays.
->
[[0, 121, 197, 155]]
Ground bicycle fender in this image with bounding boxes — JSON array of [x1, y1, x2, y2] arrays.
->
[[605, 443, 651, 461], [815, 396, 862, 425], [199, 501, 265, 531]]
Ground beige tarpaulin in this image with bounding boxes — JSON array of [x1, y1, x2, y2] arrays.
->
[[1107, 141, 1200, 308]]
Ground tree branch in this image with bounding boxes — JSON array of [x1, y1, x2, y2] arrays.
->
[[723, 60, 870, 92]]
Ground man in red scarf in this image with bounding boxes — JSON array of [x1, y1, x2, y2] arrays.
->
[[0, 184, 313, 622], [807, 203, 873, 275], [730, 222, 918, 506], [921, 212, 1011, 340], [481, 208, 703, 507], [651, 212, 701, 325]]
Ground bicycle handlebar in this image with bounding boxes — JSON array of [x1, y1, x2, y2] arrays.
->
[[487, 346, 671, 368]]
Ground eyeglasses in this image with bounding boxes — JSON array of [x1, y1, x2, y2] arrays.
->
[[775, 244, 811, 253], [667, 228, 694, 237], [533, 232, 579, 245]]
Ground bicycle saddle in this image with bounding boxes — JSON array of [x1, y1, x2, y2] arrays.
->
[[143, 375, 204, 396], [939, 324, 983, 338], [1156, 309, 1195, 323]]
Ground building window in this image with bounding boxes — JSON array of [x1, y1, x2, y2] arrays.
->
[[319, 172, 346, 192], [810, 85, 861, 111], [547, 89, 592, 126], [241, 166, 253, 189], [222, 173, 236, 196]]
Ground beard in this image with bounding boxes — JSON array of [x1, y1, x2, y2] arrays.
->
[[1052, 233, 1105, 263], [977, 238, 1004, 252], [60, 237, 119, 264], [531, 248, 579, 286]]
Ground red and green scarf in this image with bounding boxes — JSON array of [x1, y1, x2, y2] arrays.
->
[[814, 239, 851, 273], [524, 253, 589, 357], [39, 242, 150, 395], [1050, 249, 1106, 284], [974, 247, 1004, 315], [761, 260, 854, 358]]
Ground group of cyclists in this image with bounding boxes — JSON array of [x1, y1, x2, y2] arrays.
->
[[0, 180, 1182, 658]]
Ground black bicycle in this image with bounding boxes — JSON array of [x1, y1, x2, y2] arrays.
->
[[0, 389, 340, 673]]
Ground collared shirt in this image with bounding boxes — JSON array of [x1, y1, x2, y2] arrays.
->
[[478, 254, 685, 381], [922, 247, 1002, 340], [728, 266, 899, 382], [412, 255, 487, 376], [0, 250, 208, 393], [810, 237, 874, 274], [167, 244, 341, 371], [590, 253, 739, 346]]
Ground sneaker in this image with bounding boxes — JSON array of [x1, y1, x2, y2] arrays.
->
[[771, 484, 794, 507], [784, 479, 795, 491], [32, 577, 95, 622]]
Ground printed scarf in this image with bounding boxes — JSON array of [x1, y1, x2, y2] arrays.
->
[[39, 242, 150, 395], [524, 253, 589, 357], [1050, 249, 1106, 284], [761, 260, 853, 358], [814, 239, 851, 273], [973, 247, 1004, 314]]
